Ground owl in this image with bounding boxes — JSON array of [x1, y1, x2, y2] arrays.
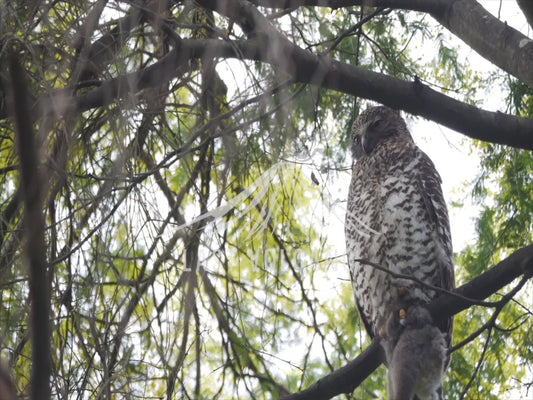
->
[[382, 305, 447, 400], [345, 106, 455, 398]]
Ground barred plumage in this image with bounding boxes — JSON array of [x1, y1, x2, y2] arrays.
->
[[383, 305, 447, 400], [345, 106, 455, 400]]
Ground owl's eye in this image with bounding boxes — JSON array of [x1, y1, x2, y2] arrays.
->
[[369, 119, 385, 130]]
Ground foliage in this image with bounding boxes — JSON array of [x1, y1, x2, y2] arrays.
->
[[452, 76, 533, 400], [0, 1, 531, 399]]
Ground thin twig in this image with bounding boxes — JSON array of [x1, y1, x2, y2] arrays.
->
[[321, 8, 392, 55], [353, 258, 500, 307], [459, 327, 492, 400], [450, 274, 529, 353]]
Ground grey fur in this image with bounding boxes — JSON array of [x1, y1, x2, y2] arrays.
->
[[382, 305, 447, 400]]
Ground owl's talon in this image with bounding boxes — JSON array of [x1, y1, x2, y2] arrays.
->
[[398, 308, 408, 326], [379, 325, 387, 338]]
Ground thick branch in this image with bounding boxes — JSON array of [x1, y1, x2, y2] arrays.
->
[[251, 0, 438, 12], [430, 0, 533, 89], [13, 0, 533, 150], [518, 0, 533, 29], [195, 0, 533, 150], [281, 244, 533, 400], [282, 340, 385, 400], [76, 4, 146, 82], [7, 55, 51, 400], [25, 36, 533, 150], [427, 245, 533, 318], [36, 41, 193, 117], [252, 0, 533, 88]]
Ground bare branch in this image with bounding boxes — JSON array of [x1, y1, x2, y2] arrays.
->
[[427, 245, 533, 319], [429, 0, 533, 89], [281, 244, 533, 400], [7, 54, 51, 400], [281, 340, 385, 400], [4, 0, 533, 151], [458, 325, 492, 400], [195, 0, 533, 149], [450, 274, 530, 353], [518, 0, 533, 30], [252, 0, 533, 88], [353, 258, 499, 308], [13, 34, 532, 151]]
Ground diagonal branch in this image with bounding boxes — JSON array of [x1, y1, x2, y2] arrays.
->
[[281, 244, 533, 400], [518, 0, 533, 30], [450, 274, 530, 354], [194, 0, 533, 149], [22, 35, 533, 151], [251, 0, 533, 88], [353, 258, 499, 307], [428, 0, 533, 89], [8, 0, 533, 150]]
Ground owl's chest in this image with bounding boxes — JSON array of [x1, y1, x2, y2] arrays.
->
[[349, 168, 422, 230]]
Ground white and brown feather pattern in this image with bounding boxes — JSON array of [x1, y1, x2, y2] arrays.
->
[[345, 106, 454, 398]]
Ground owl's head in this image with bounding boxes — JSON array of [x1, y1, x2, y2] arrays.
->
[[351, 106, 411, 159]]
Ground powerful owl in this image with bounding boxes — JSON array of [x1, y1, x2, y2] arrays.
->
[[345, 106, 455, 399]]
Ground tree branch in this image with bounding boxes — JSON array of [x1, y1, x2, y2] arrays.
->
[[10, 0, 533, 150], [194, 0, 533, 150], [5, 0, 533, 151], [252, 0, 533, 88], [17, 36, 532, 151], [282, 340, 385, 400], [427, 244, 533, 318], [429, 0, 533, 89], [7, 54, 51, 400], [76, 3, 147, 82], [281, 244, 533, 400], [518, 0, 533, 30]]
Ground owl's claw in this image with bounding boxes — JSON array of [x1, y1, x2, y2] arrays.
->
[[399, 308, 407, 319], [379, 324, 387, 338], [381, 308, 407, 338], [399, 308, 408, 326]]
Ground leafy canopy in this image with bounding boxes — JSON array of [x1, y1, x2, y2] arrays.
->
[[0, 1, 531, 399]]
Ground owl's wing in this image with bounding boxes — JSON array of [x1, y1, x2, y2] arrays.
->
[[348, 266, 376, 339], [345, 166, 385, 339], [415, 149, 455, 333]]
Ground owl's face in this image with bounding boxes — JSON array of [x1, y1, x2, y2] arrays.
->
[[351, 106, 409, 160]]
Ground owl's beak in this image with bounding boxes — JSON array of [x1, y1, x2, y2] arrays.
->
[[361, 134, 374, 155]]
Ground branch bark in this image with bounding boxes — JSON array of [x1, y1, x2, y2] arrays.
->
[[7, 0, 533, 150], [7, 55, 51, 400], [517, 0, 533, 31], [21, 37, 533, 150], [194, 0, 533, 150], [429, 0, 533, 89], [282, 340, 385, 400], [252, 0, 533, 89], [281, 243, 533, 400]]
